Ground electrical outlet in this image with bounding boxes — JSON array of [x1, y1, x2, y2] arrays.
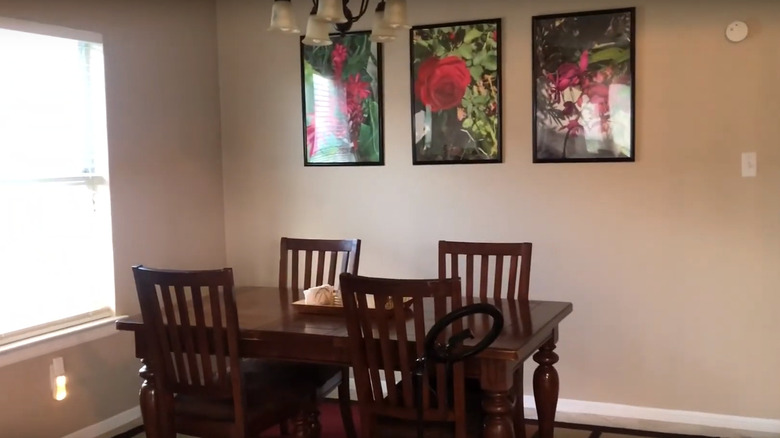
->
[[741, 152, 757, 177]]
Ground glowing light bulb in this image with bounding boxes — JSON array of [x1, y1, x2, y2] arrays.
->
[[54, 375, 67, 401], [51, 357, 67, 401]]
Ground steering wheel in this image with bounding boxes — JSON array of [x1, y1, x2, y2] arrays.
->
[[423, 303, 504, 364]]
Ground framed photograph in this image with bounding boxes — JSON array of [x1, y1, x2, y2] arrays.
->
[[410, 19, 502, 165], [532, 8, 635, 163], [300, 31, 384, 166]]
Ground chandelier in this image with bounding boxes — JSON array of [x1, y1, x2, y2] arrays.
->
[[268, 0, 409, 46]]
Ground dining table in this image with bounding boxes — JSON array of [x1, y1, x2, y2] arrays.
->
[[115, 286, 572, 438]]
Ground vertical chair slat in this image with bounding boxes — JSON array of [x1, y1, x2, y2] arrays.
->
[[328, 252, 338, 285], [493, 255, 504, 300], [374, 294, 398, 405], [160, 286, 186, 385], [433, 290, 448, 413], [465, 254, 474, 304], [479, 255, 489, 299], [291, 250, 300, 295], [209, 284, 227, 384], [393, 294, 414, 408], [303, 251, 313, 289], [174, 285, 200, 386], [519, 244, 532, 301], [508, 255, 519, 300], [412, 296, 430, 410], [190, 285, 212, 385], [315, 250, 325, 285], [357, 293, 384, 402]]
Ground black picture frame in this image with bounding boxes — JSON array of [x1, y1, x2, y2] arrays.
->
[[300, 30, 384, 166], [532, 7, 636, 163], [409, 18, 502, 165]]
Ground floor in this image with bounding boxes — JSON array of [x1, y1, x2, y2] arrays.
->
[[119, 402, 713, 438]]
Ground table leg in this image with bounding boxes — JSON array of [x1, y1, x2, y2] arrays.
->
[[139, 360, 162, 438], [532, 337, 559, 438], [291, 404, 321, 438], [482, 390, 515, 438]]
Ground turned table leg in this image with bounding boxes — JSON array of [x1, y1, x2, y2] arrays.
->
[[532, 337, 559, 438], [291, 404, 321, 438], [483, 390, 515, 438], [139, 360, 163, 438]]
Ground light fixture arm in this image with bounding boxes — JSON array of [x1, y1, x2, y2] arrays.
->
[[313, 0, 371, 34]]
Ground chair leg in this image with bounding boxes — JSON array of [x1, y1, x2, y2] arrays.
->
[[513, 367, 527, 438], [338, 367, 357, 438]]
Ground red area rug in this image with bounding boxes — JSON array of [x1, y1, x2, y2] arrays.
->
[[260, 401, 359, 437]]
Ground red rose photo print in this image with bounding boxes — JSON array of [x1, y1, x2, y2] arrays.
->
[[410, 19, 501, 164]]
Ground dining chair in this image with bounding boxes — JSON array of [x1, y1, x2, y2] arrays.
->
[[438, 240, 533, 437], [340, 273, 482, 438], [279, 237, 361, 300], [278, 237, 361, 438], [132, 265, 321, 438]]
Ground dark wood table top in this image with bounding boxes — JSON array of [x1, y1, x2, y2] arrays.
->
[[116, 286, 572, 363]]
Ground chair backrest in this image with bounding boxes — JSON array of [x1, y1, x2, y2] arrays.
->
[[132, 265, 246, 427], [340, 273, 468, 438], [439, 240, 532, 302], [279, 237, 361, 298]]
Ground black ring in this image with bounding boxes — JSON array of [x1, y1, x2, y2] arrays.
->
[[423, 303, 504, 363]]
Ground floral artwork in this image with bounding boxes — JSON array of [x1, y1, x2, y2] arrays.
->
[[410, 19, 502, 165], [301, 31, 383, 166], [532, 8, 635, 163]]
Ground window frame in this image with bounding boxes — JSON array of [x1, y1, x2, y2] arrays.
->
[[0, 16, 115, 350]]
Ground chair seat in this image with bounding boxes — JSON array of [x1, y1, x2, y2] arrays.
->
[[174, 359, 332, 425], [240, 358, 343, 396]]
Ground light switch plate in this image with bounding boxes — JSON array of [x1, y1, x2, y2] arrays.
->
[[741, 152, 757, 177]]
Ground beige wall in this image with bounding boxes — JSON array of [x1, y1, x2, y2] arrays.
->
[[219, 0, 780, 421], [0, 0, 225, 435]]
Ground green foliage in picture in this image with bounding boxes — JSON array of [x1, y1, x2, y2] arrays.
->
[[410, 19, 502, 164], [532, 8, 635, 162], [301, 32, 383, 166]]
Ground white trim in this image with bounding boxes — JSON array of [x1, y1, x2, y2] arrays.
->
[[523, 395, 780, 437], [0, 16, 102, 43], [61, 407, 140, 438], [330, 378, 780, 437], [0, 316, 126, 368]]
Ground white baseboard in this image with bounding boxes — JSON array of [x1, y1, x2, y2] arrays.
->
[[330, 378, 780, 438], [61, 406, 140, 438], [522, 395, 780, 437]]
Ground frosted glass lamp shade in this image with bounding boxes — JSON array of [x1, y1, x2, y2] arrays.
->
[[302, 15, 333, 46], [384, 0, 410, 29], [370, 8, 396, 43], [316, 0, 348, 24], [268, 0, 300, 34]]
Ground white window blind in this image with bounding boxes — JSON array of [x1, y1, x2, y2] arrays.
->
[[0, 19, 114, 346]]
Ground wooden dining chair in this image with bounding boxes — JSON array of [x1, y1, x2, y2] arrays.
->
[[340, 273, 482, 438], [438, 240, 533, 437], [278, 237, 361, 438], [279, 237, 361, 300], [132, 265, 322, 438]]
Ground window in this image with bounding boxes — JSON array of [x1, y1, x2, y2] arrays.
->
[[0, 18, 114, 346], [309, 73, 354, 163]]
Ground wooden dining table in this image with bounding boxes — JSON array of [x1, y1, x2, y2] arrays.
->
[[116, 286, 572, 438]]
